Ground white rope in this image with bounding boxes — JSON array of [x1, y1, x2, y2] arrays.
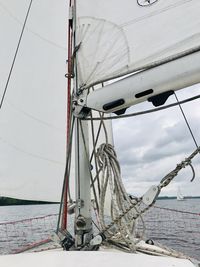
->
[[96, 143, 143, 250], [94, 142, 200, 253]]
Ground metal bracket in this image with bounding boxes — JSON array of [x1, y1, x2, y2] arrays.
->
[[72, 91, 90, 118], [76, 198, 84, 209], [142, 185, 160, 206]]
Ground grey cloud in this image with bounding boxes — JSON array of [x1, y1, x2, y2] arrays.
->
[[112, 89, 200, 196]]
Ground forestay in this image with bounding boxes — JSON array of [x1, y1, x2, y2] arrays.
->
[[76, 0, 200, 88]]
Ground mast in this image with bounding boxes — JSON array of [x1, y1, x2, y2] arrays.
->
[[72, 0, 93, 247], [61, 0, 73, 231]]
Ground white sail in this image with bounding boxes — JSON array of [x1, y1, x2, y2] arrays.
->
[[0, 0, 114, 202], [0, 0, 68, 201], [76, 0, 200, 88], [177, 187, 185, 201]]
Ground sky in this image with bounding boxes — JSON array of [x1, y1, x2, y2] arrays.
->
[[113, 86, 200, 197], [0, 0, 200, 201]]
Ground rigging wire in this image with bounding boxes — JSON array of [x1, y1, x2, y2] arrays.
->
[[174, 92, 199, 150], [83, 94, 200, 121], [90, 111, 102, 196], [0, 0, 33, 110], [57, 116, 75, 232]]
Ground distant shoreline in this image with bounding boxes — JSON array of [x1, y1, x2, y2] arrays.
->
[[0, 196, 200, 206], [157, 196, 200, 200], [0, 197, 58, 206]]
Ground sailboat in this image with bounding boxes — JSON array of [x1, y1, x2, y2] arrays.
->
[[177, 187, 185, 201], [0, 0, 200, 266]]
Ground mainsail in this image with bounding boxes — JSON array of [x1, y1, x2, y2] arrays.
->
[[76, 0, 200, 88], [0, 1, 68, 201], [0, 0, 114, 203], [0, 0, 199, 209]]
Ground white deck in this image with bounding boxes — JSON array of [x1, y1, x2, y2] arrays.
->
[[0, 251, 196, 267]]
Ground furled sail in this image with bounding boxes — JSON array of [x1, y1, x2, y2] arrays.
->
[[76, 0, 200, 88]]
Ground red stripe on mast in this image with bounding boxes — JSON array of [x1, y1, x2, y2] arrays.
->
[[62, 0, 73, 230]]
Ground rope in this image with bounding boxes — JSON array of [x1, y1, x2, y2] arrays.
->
[[159, 146, 200, 188], [82, 94, 200, 121], [0, 0, 33, 110], [87, 144, 200, 252], [96, 143, 142, 250]]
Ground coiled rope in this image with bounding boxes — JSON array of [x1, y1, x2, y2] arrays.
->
[[92, 143, 200, 253]]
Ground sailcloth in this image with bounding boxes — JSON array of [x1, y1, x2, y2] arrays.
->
[[0, 0, 114, 202], [0, 0, 68, 201], [76, 0, 200, 88], [1, 0, 199, 202]]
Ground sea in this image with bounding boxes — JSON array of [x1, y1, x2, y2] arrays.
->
[[0, 199, 199, 260]]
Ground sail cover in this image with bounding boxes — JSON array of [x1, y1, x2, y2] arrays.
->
[[76, 0, 200, 88]]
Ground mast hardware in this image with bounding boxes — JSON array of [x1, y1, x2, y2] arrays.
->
[[50, 230, 75, 251], [76, 216, 87, 228], [61, 231, 75, 251], [67, 202, 77, 215], [65, 43, 82, 80], [67, 199, 84, 215], [74, 42, 81, 53], [77, 198, 84, 208], [65, 73, 74, 78], [72, 92, 90, 118]]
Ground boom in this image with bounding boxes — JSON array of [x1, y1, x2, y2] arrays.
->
[[73, 50, 200, 118]]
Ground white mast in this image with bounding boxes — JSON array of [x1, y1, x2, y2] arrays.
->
[[72, 0, 93, 247]]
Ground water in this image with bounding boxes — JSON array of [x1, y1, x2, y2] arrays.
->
[[141, 199, 200, 260], [0, 200, 199, 260]]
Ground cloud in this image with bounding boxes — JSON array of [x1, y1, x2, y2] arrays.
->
[[112, 87, 200, 196]]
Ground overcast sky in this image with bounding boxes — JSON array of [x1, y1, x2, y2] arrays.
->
[[0, 0, 200, 201], [113, 85, 200, 197]]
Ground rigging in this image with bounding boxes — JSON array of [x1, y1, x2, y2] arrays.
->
[[0, 1, 66, 51], [0, 0, 33, 110], [174, 92, 199, 151]]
